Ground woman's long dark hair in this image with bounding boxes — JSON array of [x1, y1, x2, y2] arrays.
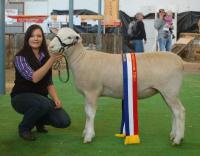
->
[[17, 24, 49, 59]]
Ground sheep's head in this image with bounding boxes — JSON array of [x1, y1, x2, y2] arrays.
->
[[48, 27, 81, 54]]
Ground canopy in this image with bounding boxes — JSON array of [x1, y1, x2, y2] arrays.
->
[[7, 15, 48, 23]]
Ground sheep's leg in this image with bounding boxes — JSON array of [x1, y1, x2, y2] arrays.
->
[[82, 104, 95, 138], [172, 98, 185, 145], [83, 93, 98, 143], [170, 115, 176, 141], [161, 92, 185, 145]]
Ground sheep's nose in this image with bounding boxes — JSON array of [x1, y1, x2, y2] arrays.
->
[[48, 44, 54, 49]]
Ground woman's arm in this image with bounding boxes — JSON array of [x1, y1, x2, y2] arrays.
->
[[32, 54, 62, 83], [154, 19, 165, 30], [47, 84, 62, 109]]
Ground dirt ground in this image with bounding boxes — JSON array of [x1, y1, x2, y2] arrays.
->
[[4, 59, 200, 94]]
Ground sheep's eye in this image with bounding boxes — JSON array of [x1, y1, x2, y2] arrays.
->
[[68, 36, 72, 39]]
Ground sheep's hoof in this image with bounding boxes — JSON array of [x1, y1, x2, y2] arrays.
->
[[83, 137, 92, 143], [172, 142, 177, 146], [172, 142, 180, 146], [169, 134, 175, 141], [83, 133, 95, 143], [172, 138, 181, 146]]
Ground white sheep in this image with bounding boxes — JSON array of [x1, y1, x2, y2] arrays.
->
[[48, 27, 200, 145]]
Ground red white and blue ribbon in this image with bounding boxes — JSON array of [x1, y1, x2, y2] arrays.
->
[[116, 53, 140, 144]]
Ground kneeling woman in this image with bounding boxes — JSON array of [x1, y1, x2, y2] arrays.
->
[[10, 24, 71, 141]]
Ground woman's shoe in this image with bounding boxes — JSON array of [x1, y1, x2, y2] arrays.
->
[[36, 125, 48, 133], [19, 131, 36, 141]]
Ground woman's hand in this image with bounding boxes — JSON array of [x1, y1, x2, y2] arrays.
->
[[50, 53, 63, 63], [54, 98, 62, 109]]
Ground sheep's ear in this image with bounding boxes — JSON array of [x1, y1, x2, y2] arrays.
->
[[50, 28, 59, 34]]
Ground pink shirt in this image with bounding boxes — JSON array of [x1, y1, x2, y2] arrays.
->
[[164, 16, 173, 25]]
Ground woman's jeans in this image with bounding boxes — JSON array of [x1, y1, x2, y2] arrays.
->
[[158, 35, 172, 51], [11, 93, 71, 133], [130, 40, 144, 53]]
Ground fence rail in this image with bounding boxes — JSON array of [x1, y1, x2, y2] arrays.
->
[[5, 33, 123, 68]]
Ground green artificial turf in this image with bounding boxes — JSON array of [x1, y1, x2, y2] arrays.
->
[[0, 74, 199, 156]]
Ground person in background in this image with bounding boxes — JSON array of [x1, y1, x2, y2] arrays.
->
[[10, 24, 71, 141], [127, 12, 147, 53], [164, 10, 175, 39], [154, 9, 172, 51]]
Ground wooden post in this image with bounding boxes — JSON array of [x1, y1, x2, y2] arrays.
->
[[198, 19, 200, 33], [0, 0, 5, 95]]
